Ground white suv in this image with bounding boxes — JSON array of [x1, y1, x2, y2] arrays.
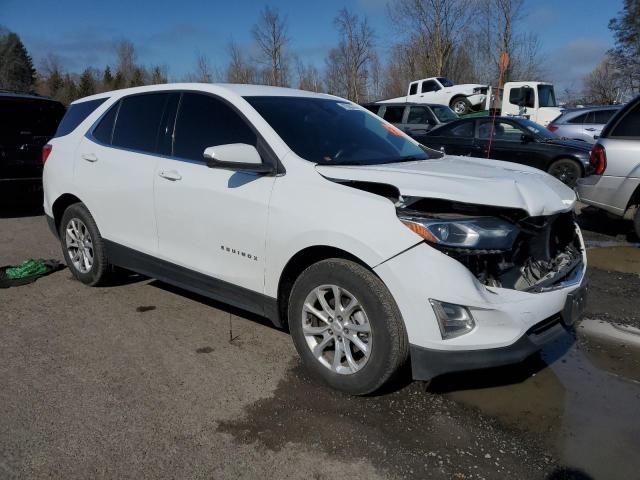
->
[[43, 84, 587, 395]]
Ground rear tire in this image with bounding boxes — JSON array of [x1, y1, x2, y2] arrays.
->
[[547, 158, 582, 188], [59, 203, 111, 286], [288, 258, 408, 395], [450, 97, 471, 115], [633, 208, 640, 240]]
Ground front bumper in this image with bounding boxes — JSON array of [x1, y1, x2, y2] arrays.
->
[[467, 93, 487, 107], [410, 315, 567, 380], [374, 226, 587, 379]]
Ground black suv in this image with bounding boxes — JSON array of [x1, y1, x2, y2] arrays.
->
[[0, 92, 65, 204]]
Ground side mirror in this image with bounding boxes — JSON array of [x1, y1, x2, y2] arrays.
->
[[203, 143, 273, 174], [520, 133, 535, 143]]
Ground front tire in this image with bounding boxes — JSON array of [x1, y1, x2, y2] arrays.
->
[[59, 203, 111, 286], [450, 97, 471, 115], [633, 207, 640, 240], [288, 258, 408, 395], [548, 158, 582, 187]]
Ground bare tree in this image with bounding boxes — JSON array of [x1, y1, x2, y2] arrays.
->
[[186, 54, 217, 83], [390, 0, 473, 78], [584, 56, 622, 105], [252, 6, 290, 86], [225, 40, 257, 84], [325, 9, 376, 102], [295, 57, 323, 92], [115, 40, 136, 82]]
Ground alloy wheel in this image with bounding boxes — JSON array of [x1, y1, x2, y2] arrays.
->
[[301, 284, 372, 375], [65, 218, 94, 274]]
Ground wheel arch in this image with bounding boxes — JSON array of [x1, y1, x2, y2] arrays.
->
[[276, 245, 373, 329], [548, 155, 585, 176], [52, 193, 84, 233]]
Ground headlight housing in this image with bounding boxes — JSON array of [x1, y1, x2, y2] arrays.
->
[[398, 214, 519, 250]]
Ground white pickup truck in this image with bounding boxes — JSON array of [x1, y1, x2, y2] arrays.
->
[[377, 77, 488, 115], [494, 81, 563, 126]]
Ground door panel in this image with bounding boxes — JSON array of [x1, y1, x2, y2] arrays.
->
[[153, 92, 275, 293]]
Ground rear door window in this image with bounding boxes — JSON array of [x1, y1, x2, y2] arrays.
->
[[592, 109, 617, 124], [172, 93, 256, 162], [54, 98, 105, 138], [409, 83, 418, 95], [111, 93, 168, 153], [567, 112, 588, 124], [407, 106, 436, 125], [382, 106, 405, 124]]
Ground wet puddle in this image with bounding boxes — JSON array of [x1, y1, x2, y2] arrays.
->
[[442, 330, 640, 480]]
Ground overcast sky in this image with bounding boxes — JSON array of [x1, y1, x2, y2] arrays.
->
[[1, 0, 622, 93]]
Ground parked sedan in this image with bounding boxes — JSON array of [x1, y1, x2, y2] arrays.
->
[[547, 105, 622, 143], [363, 102, 458, 144], [423, 116, 592, 187]]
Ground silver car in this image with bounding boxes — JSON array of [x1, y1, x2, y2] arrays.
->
[[577, 96, 640, 236], [548, 105, 622, 143]]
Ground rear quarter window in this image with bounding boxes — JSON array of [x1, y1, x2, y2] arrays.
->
[[609, 101, 640, 138], [54, 98, 106, 138]]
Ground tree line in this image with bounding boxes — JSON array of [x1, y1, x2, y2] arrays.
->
[[0, 0, 638, 105]]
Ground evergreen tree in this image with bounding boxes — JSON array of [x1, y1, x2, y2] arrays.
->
[[60, 74, 78, 105], [0, 31, 37, 92], [609, 0, 640, 95], [112, 70, 125, 90], [47, 67, 64, 99], [102, 65, 113, 89], [128, 67, 145, 87], [77, 68, 96, 98], [150, 66, 167, 84]]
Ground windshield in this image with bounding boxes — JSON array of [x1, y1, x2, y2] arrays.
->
[[519, 119, 557, 139], [436, 77, 455, 87], [537, 85, 558, 108], [245, 96, 432, 165], [431, 105, 458, 123]]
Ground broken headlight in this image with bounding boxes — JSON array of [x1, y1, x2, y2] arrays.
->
[[398, 214, 519, 250]]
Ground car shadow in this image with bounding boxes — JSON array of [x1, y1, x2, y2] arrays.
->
[[577, 205, 637, 242], [0, 193, 44, 218], [147, 279, 280, 332]]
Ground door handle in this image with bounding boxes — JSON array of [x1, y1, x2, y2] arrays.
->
[[81, 153, 98, 162], [585, 127, 597, 132], [158, 170, 182, 181]]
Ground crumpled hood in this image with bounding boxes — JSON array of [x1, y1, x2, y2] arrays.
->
[[316, 156, 577, 217]]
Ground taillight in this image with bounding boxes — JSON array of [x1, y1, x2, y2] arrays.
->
[[547, 124, 558, 132], [589, 143, 607, 175], [42, 144, 52, 164]]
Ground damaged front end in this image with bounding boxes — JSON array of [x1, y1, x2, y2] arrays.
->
[[396, 197, 585, 293]]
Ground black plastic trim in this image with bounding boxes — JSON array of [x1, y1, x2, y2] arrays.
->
[[409, 317, 568, 380], [103, 240, 282, 327], [46, 214, 58, 239]]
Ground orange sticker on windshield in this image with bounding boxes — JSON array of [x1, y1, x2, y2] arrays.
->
[[383, 123, 403, 137]]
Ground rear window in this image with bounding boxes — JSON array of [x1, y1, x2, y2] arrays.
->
[[111, 93, 168, 153], [0, 97, 65, 141], [54, 98, 106, 138]]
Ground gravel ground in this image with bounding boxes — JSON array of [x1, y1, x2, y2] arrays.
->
[[2, 206, 639, 480]]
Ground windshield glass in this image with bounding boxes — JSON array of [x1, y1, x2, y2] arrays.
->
[[519, 119, 557, 139], [437, 77, 455, 87], [431, 105, 458, 123], [537, 85, 558, 108], [245, 96, 432, 165]]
